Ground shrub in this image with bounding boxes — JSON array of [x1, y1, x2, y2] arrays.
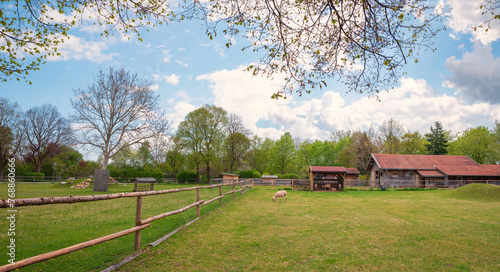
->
[[252, 171, 261, 178], [23, 172, 46, 182], [176, 171, 198, 184], [239, 169, 259, 179], [282, 173, 299, 179]]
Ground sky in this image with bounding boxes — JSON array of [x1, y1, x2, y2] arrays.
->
[[1, 0, 499, 159]]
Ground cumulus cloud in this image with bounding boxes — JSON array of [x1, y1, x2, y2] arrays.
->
[[444, 0, 500, 44], [153, 74, 180, 85], [444, 43, 500, 104], [197, 67, 500, 140], [46, 35, 117, 62]]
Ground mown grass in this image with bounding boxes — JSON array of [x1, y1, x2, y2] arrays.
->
[[118, 184, 500, 272], [0, 182, 241, 271]]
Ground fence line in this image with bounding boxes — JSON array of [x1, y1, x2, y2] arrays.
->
[[0, 179, 253, 272]]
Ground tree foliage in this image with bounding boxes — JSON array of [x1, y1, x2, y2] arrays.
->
[[186, 0, 443, 97], [424, 121, 449, 155], [0, 0, 172, 83], [177, 105, 228, 181], [449, 126, 500, 164]]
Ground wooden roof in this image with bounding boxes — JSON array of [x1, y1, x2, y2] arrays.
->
[[417, 170, 444, 178], [310, 166, 347, 173], [133, 177, 156, 183], [345, 168, 360, 175]]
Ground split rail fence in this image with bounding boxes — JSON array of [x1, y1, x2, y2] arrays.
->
[[0, 180, 253, 272]]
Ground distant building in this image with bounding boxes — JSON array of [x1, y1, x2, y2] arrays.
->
[[366, 154, 500, 188], [221, 173, 239, 184]]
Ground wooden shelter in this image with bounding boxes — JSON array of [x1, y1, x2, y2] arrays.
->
[[309, 166, 346, 191], [221, 173, 239, 184], [132, 177, 157, 192]]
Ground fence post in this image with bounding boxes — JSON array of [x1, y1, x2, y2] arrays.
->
[[134, 196, 143, 250], [196, 188, 200, 217], [231, 180, 234, 199], [219, 185, 222, 206]]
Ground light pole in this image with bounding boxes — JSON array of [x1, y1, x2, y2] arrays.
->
[[52, 162, 57, 183]]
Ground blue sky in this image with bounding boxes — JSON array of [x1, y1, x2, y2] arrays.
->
[[1, 0, 499, 152]]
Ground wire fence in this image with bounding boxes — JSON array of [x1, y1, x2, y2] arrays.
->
[[0, 180, 252, 272]]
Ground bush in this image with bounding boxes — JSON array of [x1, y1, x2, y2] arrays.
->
[[239, 169, 259, 179], [176, 171, 198, 184], [282, 173, 300, 179], [252, 171, 261, 178]]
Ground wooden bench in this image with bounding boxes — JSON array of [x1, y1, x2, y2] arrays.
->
[[132, 178, 157, 192]]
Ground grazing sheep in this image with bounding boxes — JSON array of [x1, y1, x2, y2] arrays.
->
[[272, 190, 287, 202]]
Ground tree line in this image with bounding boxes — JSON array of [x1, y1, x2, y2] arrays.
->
[[1, 68, 499, 181]]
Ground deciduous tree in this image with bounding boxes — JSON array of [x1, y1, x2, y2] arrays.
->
[[225, 113, 251, 173], [19, 104, 72, 172], [177, 105, 228, 182], [0, 98, 23, 178], [70, 67, 170, 169], [449, 126, 500, 164]]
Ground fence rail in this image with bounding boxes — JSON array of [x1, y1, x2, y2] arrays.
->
[[0, 179, 253, 272]]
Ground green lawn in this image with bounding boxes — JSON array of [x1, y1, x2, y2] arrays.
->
[[118, 185, 500, 272], [0, 181, 241, 271], [0, 183, 499, 271]]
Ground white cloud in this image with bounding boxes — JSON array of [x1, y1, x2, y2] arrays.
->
[[445, 0, 500, 44], [46, 35, 117, 62], [197, 67, 500, 140], [153, 73, 180, 85], [162, 50, 172, 63], [444, 42, 500, 104], [176, 60, 189, 67]]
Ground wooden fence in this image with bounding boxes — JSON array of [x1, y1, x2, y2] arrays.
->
[[0, 180, 253, 272]]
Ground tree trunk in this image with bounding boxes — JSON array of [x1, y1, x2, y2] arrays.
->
[[101, 155, 109, 170], [206, 162, 211, 184]]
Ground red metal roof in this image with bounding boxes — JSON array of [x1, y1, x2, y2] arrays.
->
[[310, 166, 347, 173], [371, 154, 478, 170], [417, 170, 444, 177], [345, 168, 360, 175], [436, 164, 500, 177]]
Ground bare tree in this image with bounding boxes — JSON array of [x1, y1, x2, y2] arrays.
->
[[225, 113, 251, 173], [70, 67, 170, 169], [378, 118, 405, 154], [19, 104, 72, 172], [0, 98, 23, 178], [185, 0, 444, 97]]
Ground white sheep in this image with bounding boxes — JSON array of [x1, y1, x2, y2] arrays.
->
[[272, 190, 287, 202]]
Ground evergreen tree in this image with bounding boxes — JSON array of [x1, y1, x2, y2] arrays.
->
[[424, 122, 449, 155]]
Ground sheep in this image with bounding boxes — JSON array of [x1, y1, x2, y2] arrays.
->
[[272, 190, 287, 202]]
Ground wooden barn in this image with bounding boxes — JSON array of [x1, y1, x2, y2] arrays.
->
[[367, 154, 500, 188]]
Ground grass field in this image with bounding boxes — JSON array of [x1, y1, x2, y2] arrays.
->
[[0, 183, 499, 271], [0, 181, 241, 271]]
